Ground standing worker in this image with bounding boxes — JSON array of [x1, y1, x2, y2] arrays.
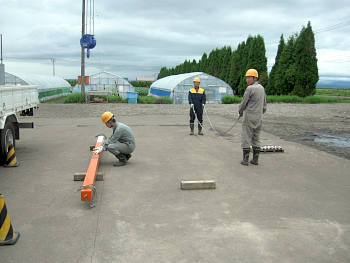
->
[[93, 112, 136, 166], [188, 77, 206, 135], [238, 69, 267, 166]]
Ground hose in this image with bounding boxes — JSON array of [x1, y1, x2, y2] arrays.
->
[[204, 107, 241, 138]]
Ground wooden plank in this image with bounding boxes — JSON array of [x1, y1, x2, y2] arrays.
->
[[81, 136, 104, 201], [181, 180, 216, 190]]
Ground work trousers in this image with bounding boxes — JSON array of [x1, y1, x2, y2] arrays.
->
[[189, 107, 203, 124], [106, 142, 133, 156], [241, 114, 262, 149]]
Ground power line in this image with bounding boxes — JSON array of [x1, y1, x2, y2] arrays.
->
[[314, 20, 350, 34], [317, 41, 350, 49], [266, 20, 350, 45]]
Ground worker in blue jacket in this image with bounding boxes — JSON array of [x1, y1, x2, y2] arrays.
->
[[188, 77, 206, 135]]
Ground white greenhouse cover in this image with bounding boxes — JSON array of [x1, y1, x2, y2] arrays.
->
[[149, 72, 233, 104], [5, 72, 70, 91], [73, 71, 134, 97]]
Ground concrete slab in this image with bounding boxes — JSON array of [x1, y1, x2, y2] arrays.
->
[[0, 115, 349, 262]]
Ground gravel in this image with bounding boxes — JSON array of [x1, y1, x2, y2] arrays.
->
[[31, 103, 350, 160]]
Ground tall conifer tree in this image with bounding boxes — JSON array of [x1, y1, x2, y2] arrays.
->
[[293, 21, 319, 97], [274, 34, 298, 95], [266, 34, 285, 95], [246, 35, 268, 87]]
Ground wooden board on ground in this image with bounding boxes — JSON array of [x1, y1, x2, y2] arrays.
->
[[181, 180, 216, 190]]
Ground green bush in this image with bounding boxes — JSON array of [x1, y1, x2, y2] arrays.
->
[[130, 81, 153, 88], [63, 93, 86, 103], [155, 96, 173, 104], [134, 87, 150, 96], [266, 95, 303, 103], [221, 95, 242, 104]]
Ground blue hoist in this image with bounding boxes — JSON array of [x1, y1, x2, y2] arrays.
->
[[80, 0, 96, 58], [80, 34, 96, 58]]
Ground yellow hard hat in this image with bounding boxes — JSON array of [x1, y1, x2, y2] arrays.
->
[[102, 112, 114, 123], [193, 77, 200, 83], [245, 69, 258, 78]]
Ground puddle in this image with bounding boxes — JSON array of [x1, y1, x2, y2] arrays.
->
[[314, 134, 350, 148]]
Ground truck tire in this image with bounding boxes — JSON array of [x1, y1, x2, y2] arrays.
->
[[0, 121, 16, 165]]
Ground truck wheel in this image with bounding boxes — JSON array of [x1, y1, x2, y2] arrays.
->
[[0, 121, 16, 165]]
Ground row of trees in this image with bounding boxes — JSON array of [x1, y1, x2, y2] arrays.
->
[[157, 21, 318, 97]]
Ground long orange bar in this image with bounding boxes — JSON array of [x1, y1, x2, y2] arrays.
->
[[81, 136, 104, 201]]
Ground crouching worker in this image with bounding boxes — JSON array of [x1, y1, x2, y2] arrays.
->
[[93, 112, 136, 166]]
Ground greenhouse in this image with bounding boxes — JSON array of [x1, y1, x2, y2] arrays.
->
[[73, 71, 135, 97], [149, 72, 234, 104], [5, 72, 71, 102]]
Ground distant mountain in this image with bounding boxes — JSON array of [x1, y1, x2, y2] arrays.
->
[[317, 80, 350, 89]]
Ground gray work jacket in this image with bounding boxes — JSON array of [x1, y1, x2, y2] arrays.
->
[[103, 122, 136, 151], [239, 81, 267, 128]]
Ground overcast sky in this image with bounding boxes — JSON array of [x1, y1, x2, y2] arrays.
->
[[0, 0, 349, 84]]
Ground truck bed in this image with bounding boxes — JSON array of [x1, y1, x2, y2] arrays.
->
[[0, 85, 39, 117]]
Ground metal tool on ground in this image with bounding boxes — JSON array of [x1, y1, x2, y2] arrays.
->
[[192, 107, 208, 135], [77, 135, 105, 208], [258, 146, 284, 153], [0, 194, 20, 246]]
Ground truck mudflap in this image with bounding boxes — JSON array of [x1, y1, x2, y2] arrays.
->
[[18, 122, 34, 129]]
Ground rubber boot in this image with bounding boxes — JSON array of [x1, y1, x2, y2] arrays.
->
[[125, 154, 132, 161], [190, 123, 194, 135], [114, 153, 127, 166], [250, 147, 260, 165], [198, 123, 203, 135], [241, 148, 250, 166]]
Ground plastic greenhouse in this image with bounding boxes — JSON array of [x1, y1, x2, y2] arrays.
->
[[73, 71, 134, 97], [149, 72, 234, 104], [5, 72, 71, 101]]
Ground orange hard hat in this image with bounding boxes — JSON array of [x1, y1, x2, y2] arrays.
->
[[102, 112, 113, 123], [245, 69, 258, 78]]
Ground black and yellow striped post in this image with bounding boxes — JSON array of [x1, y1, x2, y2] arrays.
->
[[3, 141, 20, 167], [0, 194, 20, 246]]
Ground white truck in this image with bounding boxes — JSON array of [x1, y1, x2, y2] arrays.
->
[[0, 85, 39, 165]]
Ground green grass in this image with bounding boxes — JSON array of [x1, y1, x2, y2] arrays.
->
[[221, 94, 348, 104], [316, 88, 350, 96], [63, 93, 86, 103], [138, 96, 173, 104], [42, 97, 65, 104]]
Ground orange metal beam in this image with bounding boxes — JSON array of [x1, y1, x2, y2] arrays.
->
[[81, 136, 104, 201]]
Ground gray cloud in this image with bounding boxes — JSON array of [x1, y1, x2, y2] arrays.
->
[[0, 0, 349, 81]]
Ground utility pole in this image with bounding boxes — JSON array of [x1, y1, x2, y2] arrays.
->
[[1, 34, 3, 64], [51, 58, 55, 76], [81, 0, 85, 94]]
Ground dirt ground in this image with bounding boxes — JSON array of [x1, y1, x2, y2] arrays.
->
[[34, 102, 350, 160], [261, 104, 350, 160]]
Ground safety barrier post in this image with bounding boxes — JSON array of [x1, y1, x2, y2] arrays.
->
[[81, 136, 104, 201], [0, 194, 20, 246]]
